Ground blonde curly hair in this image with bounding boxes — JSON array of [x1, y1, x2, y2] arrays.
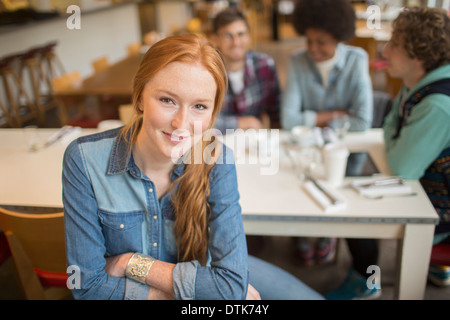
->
[[392, 7, 450, 72]]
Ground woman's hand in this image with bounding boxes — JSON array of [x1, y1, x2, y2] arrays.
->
[[316, 109, 349, 128], [246, 284, 261, 300], [104, 252, 134, 277]]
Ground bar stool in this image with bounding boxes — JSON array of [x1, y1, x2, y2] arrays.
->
[[20, 47, 59, 126], [0, 54, 39, 127], [0, 96, 15, 128], [39, 42, 66, 88]]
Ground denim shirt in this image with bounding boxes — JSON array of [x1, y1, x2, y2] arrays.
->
[[281, 43, 373, 131], [62, 127, 248, 300]]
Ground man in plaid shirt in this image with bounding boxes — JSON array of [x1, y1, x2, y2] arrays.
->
[[212, 7, 281, 133]]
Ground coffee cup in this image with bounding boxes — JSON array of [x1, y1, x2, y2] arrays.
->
[[322, 143, 349, 187]]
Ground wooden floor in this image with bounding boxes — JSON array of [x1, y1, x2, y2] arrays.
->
[[251, 236, 450, 300]]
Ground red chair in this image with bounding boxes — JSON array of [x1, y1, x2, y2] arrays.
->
[[0, 231, 11, 266], [430, 242, 450, 266], [428, 241, 450, 287]]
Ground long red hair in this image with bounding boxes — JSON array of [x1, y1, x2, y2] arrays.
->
[[121, 34, 227, 265]]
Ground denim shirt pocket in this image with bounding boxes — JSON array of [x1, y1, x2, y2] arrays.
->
[[160, 205, 177, 261], [98, 209, 144, 256]]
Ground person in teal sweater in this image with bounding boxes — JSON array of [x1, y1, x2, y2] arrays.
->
[[328, 7, 450, 299], [382, 7, 450, 287]]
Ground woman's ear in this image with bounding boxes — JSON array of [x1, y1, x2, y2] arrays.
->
[[137, 100, 144, 112]]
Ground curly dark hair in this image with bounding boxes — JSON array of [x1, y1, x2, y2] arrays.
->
[[392, 7, 450, 73], [292, 0, 356, 42]]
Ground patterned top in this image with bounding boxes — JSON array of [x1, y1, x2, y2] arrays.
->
[[214, 51, 281, 133]]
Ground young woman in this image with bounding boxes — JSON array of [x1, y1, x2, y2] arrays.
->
[[63, 34, 323, 300]]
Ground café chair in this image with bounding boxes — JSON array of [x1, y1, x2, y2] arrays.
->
[[143, 31, 161, 46], [92, 56, 122, 120], [0, 207, 71, 300], [428, 241, 450, 287], [119, 104, 134, 124], [127, 41, 142, 56], [51, 70, 88, 126], [430, 242, 450, 266], [91, 56, 109, 73], [0, 231, 11, 266]]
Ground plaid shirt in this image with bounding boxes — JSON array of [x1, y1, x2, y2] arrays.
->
[[215, 51, 280, 133]]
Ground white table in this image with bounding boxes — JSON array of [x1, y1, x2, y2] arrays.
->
[[0, 128, 96, 208], [0, 128, 439, 299], [232, 129, 438, 300]]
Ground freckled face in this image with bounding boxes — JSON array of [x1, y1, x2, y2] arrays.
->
[[137, 61, 217, 162]]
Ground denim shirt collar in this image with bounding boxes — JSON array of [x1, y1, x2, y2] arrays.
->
[[306, 43, 346, 85], [106, 126, 185, 179], [334, 43, 346, 71]]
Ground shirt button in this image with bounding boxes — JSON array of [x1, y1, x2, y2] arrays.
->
[[119, 224, 124, 229], [153, 242, 158, 247], [153, 215, 157, 220], [148, 188, 153, 193]]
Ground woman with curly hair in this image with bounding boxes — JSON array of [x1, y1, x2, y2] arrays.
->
[[382, 7, 450, 287], [282, 0, 374, 282], [281, 0, 373, 131]]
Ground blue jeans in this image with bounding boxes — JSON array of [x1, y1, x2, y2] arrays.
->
[[248, 255, 324, 300]]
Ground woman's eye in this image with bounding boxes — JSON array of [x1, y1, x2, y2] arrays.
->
[[160, 97, 174, 104], [193, 104, 207, 111]]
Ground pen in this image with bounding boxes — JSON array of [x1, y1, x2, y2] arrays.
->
[[43, 126, 72, 148], [359, 177, 404, 188], [308, 176, 339, 205]]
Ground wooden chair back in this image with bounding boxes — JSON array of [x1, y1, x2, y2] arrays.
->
[[118, 104, 134, 124], [92, 56, 109, 73], [127, 41, 142, 56], [51, 71, 81, 92], [0, 207, 68, 299]]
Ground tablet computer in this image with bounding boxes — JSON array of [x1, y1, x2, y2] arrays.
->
[[345, 152, 380, 177]]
